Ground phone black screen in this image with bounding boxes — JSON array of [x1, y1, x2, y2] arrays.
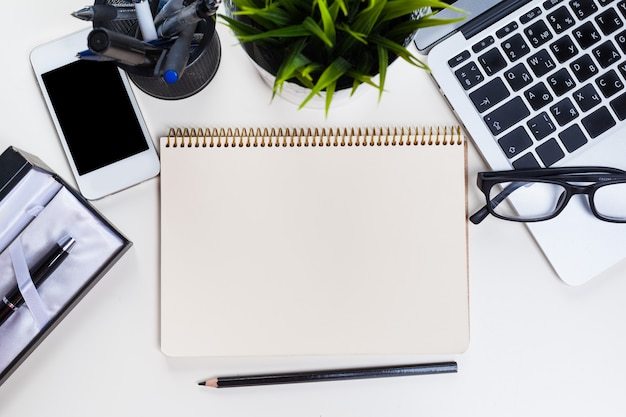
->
[[41, 60, 149, 175]]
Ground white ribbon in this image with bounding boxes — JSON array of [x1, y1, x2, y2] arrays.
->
[[8, 239, 51, 329]]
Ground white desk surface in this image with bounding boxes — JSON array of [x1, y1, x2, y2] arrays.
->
[[2, 1, 626, 415]]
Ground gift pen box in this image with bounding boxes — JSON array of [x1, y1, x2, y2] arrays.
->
[[0, 146, 131, 386]]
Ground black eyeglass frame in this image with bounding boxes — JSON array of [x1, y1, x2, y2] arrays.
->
[[470, 166, 626, 224]]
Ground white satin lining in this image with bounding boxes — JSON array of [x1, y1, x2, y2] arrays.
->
[[0, 168, 62, 252]]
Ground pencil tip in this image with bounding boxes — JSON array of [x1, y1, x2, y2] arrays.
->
[[198, 378, 218, 387]]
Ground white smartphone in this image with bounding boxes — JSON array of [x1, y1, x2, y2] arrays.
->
[[30, 28, 160, 200]]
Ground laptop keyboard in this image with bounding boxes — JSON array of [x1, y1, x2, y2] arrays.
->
[[450, 0, 626, 168]]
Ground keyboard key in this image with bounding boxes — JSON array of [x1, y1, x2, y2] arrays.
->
[[512, 153, 541, 168], [596, 8, 624, 35], [610, 91, 626, 119], [527, 49, 557, 77], [470, 78, 511, 112], [520, 7, 542, 24], [569, 0, 598, 20], [582, 106, 616, 137], [478, 48, 508, 75], [550, 35, 580, 62], [525, 20, 554, 47], [448, 50, 471, 68], [536, 138, 565, 166], [473, 36, 495, 53], [559, 124, 588, 152], [596, 69, 624, 97], [592, 40, 622, 67], [484, 97, 531, 135], [502, 34, 531, 61], [504, 63, 534, 91], [573, 21, 603, 49], [544, 0, 565, 10], [619, 0, 626, 18], [615, 29, 626, 52], [619, 61, 626, 78], [573, 83, 603, 111], [548, 6, 576, 33], [527, 111, 557, 139], [547, 68, 577, 96], [498, 126, 534, 158], [455, 62, 484, 90], [525, 82, 554, 110], [496, 22, 519, 39], [551, 97, 580, 125], [570, 54, 599, 81]]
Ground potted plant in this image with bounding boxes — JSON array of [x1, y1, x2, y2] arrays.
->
[[219, 0, 464, 115]]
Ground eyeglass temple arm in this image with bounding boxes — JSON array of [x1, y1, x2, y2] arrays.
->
[[469, 181, 526, 224]]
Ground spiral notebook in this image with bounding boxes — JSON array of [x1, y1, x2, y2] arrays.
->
[[159, 126, 469, 357]]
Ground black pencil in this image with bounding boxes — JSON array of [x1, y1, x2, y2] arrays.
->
[[197, 362, 457, 388]]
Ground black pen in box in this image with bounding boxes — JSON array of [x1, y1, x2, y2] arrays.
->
[[0, 235, 76, 327]]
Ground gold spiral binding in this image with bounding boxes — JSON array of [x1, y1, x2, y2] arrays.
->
[[165, 126, 463, 148]]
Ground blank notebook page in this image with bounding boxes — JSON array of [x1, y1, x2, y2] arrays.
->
[[160, 127, 469, 357]]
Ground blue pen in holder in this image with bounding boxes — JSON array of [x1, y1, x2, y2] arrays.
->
[[92, 0, 221, 100]]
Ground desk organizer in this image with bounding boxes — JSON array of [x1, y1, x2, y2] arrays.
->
[[0, 146, 131, 386], [93, 0, 221, 100]]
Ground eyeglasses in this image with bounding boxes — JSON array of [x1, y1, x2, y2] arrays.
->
[[470, 166, 626, 224]]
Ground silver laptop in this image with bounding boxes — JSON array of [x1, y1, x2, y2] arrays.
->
[[415, 0, 626, 285]]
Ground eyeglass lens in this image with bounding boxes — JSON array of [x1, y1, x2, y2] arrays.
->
[[488, 181, 566, 221], [593, 183, 626, 221]]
